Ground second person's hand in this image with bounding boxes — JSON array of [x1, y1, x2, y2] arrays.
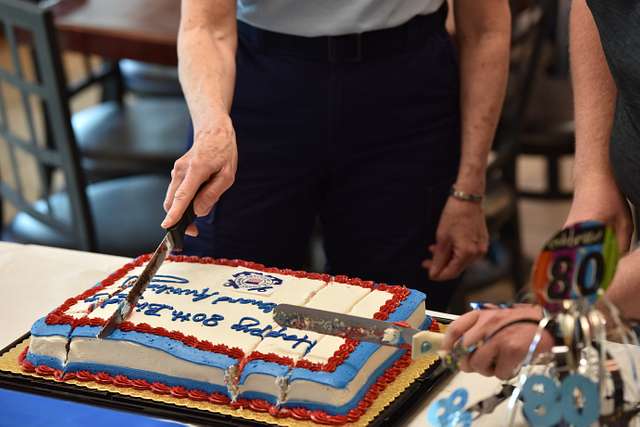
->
[[443, 306, 553, 380], [423, 197, 489, 281], [162, 115, 238, 236]]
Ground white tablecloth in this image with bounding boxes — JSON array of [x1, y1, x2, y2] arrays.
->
[[3, 242, 636, 426]]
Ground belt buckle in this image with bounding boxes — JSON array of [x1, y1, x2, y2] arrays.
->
[[327, 33, 363, 63]]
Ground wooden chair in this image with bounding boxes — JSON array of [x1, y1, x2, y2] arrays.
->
[[23, 0, 189, 182], [0, 0, 169, 257]]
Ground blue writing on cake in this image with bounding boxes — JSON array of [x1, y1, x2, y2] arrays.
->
[[143, 303, 173, 317], [172, 310, 224, 327], [224, 271, 283, 294], [172, 310, 191, 322], [231, 317, 317, 352], [211, 295, 276, 314], [122, 274, 189, 289], [147, 284, 218, 303]]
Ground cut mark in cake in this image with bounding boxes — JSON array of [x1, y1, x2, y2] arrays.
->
[[275, 371, 293, 406], [224, 364, 241, 402]]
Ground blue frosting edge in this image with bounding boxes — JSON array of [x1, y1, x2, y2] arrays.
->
[[31, 317, 72, 337], [26, 353, 65, 370], [26, 352, 227, 395], [283, 348, 405, 413], [71, 325, 238, 370], [29, 321, 237, 371], [287, 288, 427, 387], [236, 288, 428, 413]]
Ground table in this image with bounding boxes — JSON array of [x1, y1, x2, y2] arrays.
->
[[52, 0, 179, 65], [1, 242, 636, 426]]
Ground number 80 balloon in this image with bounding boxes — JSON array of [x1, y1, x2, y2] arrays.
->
[[531, 221, 618, 308]]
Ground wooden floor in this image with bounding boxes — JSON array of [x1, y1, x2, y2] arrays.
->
[[0, 40, 574, 308]]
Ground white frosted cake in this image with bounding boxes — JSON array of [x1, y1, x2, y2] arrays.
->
[[22, 255, 432, 424]]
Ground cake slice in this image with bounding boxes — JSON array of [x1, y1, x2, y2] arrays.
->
[[22, 255, 430, 424]]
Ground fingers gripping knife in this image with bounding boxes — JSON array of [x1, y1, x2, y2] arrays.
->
[[273, 304, 445, 360], [97, 201, 197, 339]]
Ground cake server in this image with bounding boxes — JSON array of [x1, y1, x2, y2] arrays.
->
[[273, 303, 446, 360], [97, 200, 197, 339]]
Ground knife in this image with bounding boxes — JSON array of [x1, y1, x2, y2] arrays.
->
[[96, 197, 197, 339], [273, 304, 446, 360]]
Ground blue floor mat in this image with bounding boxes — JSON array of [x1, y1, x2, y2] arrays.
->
[[0, 388, 186, 427]]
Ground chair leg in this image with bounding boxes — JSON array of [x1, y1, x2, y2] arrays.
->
[[101, 61, 125, 104], [546, 154, 561, 198]]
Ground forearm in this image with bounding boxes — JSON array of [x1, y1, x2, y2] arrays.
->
[[603, 250, 640, 321], [570, 0, 617, 189], [178, 0, 237, 134], [454, 1, 511, 194]]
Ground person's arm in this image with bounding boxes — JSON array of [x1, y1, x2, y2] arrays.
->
[[426, 0, 511, 280], [601, 250, 640, 321], [565, 0, 632, 252], [162, 0, 238, 234]]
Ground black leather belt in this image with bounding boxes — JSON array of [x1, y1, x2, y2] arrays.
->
[[238, 3, 448, 63]]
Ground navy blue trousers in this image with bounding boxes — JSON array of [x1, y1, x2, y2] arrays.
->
[[185, 17, 461, 310]]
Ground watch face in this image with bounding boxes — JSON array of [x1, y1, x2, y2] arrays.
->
[[531, 221, 619, 308]]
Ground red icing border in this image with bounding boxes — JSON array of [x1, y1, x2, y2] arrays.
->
[[19, 346, 413, 426], [43, 254, 412, 372]]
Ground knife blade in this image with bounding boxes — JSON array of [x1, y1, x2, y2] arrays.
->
[[97, 197, 197, 339], [273, 304, 445, 360]]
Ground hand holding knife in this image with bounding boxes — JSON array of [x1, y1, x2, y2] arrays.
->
[[273, 304, 476, 369], [97, 194, 199, 339]]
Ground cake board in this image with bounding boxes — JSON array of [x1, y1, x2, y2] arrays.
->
[[0, 333, 450, 426]]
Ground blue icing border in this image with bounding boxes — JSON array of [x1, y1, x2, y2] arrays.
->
[[236, 289, 428, 413], [288, 288, 427, 387], [70, 326, 238, 371], [26, 353, 65, 371], [387, 288, 429, 324], [64, 362, 228, 395], [30, 317, 72, 337], [282, 348, 405, 414], [238, 359, 289, 384]]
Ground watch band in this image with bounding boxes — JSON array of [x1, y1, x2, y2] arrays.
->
[[450, 186, 483, 203]]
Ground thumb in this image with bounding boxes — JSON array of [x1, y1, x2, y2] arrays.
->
[[429, 239, 452, 279], [616, 219, 632, 254]]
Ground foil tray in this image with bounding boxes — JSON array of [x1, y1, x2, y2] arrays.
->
[[0, 334, 448, 426]]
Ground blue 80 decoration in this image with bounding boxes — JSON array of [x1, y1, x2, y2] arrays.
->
[[522, 374, 600, 427], [427, 388, 472, 427]]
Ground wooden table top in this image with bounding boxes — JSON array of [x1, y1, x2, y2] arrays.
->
[[53, 0, 180, 65]]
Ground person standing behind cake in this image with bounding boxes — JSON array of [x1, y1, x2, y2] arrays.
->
[[161, 0, 511, 311], [442, 0, 640, 379]]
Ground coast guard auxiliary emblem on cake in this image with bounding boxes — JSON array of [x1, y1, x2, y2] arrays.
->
[[224, 270, 283, 295]]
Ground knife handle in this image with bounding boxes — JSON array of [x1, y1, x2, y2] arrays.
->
[[410, 330, 444, 360], [168, 183, 205, 251]]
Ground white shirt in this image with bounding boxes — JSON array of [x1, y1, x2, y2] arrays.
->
[[236, 0, 446, 37]]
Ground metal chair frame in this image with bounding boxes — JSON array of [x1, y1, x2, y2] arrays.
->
[[0, 0, 95, 250]]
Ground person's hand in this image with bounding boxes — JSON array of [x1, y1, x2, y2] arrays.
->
[[423, 198, 489, 281], [162, 115, 238, 236], [565, 177, 632, 253], [443, 306, 554, 380]]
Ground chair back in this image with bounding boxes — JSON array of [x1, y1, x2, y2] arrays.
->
[[0, 0, 94, 250]]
